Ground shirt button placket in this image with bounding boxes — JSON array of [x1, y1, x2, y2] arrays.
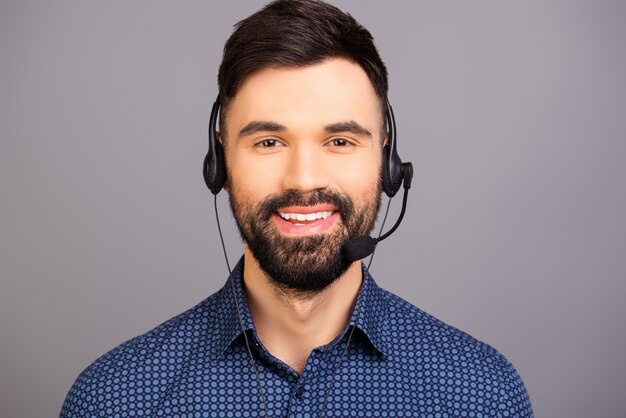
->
[[287, 383, 307, 417], [295, 386, 305, 400]]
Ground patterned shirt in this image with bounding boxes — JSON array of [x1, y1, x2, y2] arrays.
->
[[61, 258, 533, 417]]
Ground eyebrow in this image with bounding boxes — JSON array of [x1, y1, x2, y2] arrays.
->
[[238, 121, 286, 137], [324, 121, 372, 138], [237, 120, 373, 138]]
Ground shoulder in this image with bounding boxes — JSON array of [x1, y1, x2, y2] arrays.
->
[[59, 290, 223, 417], [380, 289, 533, 417], [382, 289, 493, 352]]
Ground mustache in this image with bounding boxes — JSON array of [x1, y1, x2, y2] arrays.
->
[[257, 190, 355, 221]]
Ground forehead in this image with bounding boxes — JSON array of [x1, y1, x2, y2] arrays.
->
[[226, 58, 382, 136]]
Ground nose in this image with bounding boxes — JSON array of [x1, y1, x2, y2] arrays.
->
[[281, 144, 330, 193]]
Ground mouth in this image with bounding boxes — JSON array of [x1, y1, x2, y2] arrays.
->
[[278, 210, 334, 222], [272, 205, 340, 236]]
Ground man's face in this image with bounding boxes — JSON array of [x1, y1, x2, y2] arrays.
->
[[224, 58, 384, 293]]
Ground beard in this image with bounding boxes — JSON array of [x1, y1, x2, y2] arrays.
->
[[228, 186, 381, 295]]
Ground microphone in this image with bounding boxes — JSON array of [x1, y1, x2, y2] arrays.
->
[[342, 162, 413, 263]]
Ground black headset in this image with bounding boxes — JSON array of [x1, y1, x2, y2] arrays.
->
[[203, 96, 410, 197]]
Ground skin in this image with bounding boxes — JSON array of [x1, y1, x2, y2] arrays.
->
[[223, 58, 384, 375]]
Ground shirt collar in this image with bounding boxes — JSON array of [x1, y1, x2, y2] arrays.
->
[[211, 257, 389, 359], [349, 262, 390, 357], [211, 257, 256, 359]]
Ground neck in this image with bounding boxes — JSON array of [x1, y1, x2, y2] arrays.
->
[[242, 246, 363, 375]]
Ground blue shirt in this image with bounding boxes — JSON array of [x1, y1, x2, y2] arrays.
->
[[61, 258, 533, 417]]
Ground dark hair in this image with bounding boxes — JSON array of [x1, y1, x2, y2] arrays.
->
[[217, 0, 388, 138]]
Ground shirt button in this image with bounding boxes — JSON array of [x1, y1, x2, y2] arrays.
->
[[295, 386, 305, 399]]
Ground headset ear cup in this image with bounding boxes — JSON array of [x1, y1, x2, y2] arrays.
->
[[204, 97, 226, 194], [381, 144, 392, 196], [389, 151, 404, 196], [382, 143, 403, 197], [204, 140, 226, 195], [382, 101, 405, 197], [203, 152, 212, 190], [214, 140, 227, 191]]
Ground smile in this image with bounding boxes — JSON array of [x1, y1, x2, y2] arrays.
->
[[278, 211, 334, 222], [272, 205, 340, 235]]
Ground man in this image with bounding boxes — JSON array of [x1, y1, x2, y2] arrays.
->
[[61, 1, 533, 416]]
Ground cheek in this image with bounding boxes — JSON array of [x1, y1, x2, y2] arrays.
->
[[227, 156, 284, 202], [334, 154, 382, 197]]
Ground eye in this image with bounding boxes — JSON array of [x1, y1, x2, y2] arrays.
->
[[255, 138, 282, 148], [252, 137, 285, 154], [326, 137, 357, 153], [329, 138, 352, 147]]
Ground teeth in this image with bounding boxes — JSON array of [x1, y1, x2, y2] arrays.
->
[[278, 211, 333, 221]]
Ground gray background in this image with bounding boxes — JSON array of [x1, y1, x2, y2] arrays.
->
[[1, 1, 625, 417]]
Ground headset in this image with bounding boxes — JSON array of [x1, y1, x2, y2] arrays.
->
[[203, 95, 411, 198]]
